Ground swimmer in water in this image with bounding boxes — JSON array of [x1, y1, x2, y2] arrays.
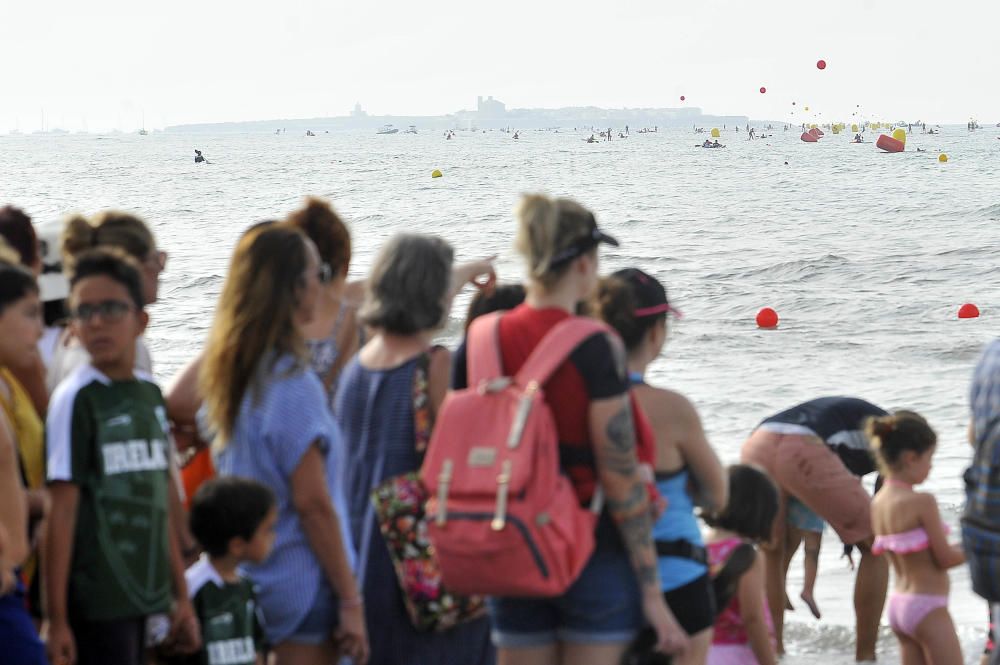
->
[[194, 149, 206, 163], [702, 140, 712, 148]]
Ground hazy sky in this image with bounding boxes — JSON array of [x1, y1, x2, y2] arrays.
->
[[3, 0, 996, 131]]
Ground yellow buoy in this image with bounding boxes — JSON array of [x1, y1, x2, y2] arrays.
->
[[892, 128, 906, 144], [431, 169, 442, 178], [851, 124, 859, 132], [711, 128, 720, 138], [938, 153, 948, 162], [805, 106, 810, 111]]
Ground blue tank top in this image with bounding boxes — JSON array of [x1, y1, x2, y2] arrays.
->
[[628, 373, 707, 592], [653, 468, 708, 591]]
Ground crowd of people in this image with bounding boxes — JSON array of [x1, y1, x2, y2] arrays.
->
[[0, 194, 998, 665]]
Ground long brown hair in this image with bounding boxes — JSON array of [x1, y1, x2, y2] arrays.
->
[[200, 224, 310, 446]]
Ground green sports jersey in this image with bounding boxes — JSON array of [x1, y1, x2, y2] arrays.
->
[[168, 557, 264, 665], [46, 365, 173, 621]]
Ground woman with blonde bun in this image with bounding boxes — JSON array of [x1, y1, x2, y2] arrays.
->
[[454, 194, 688, 665]]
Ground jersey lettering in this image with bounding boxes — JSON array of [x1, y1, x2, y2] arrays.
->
[[101, 439, 169, 475]]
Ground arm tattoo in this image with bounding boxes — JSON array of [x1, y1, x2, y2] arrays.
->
[[599, 403, 660, 589], [617, 510, 659, 587], [602, 406, 639, 477], [607, 482, 646, 514]]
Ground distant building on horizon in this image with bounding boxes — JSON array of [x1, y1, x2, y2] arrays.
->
[[351, 102, 367, 117], [477, 96, 506, 118]]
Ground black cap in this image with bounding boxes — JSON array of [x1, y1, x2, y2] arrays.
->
[[548, 218, 619, 269]]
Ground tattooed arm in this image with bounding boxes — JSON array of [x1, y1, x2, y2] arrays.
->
[[590, 393, 689, 655]]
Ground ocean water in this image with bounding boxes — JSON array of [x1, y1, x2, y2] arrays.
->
[[3, 125, 999, 662]]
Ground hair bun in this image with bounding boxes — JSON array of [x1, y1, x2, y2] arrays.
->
[[872, 417, 895, 439]]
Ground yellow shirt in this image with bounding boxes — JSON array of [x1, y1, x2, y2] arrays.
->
[[0, 367, 44, 490], [0, 366, 44, 586]]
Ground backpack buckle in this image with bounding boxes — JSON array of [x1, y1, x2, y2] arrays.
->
[[479, 377, 511, 394], [491, 459, 513, 531], [436, 460, 454, 526]]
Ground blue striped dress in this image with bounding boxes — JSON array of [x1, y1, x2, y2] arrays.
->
[[215, 353, 356, 645], [334, 354, 495, 665]]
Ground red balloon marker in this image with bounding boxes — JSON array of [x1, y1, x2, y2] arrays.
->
[[756, 307, 779, 328], [680, 95, 686, 101], [760, 87, 767, 94], [817, 59, 827, 70], [959, 303, 981, 319]]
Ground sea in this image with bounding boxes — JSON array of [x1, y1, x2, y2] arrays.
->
[[2, 124, 999, 663]]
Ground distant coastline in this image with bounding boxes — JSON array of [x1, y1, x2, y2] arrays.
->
[[165, 97, 752, 134]]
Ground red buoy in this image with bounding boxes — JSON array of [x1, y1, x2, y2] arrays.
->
[[760, 87, 767, 94], [756, 307, 779, 328], [817, 59, 827, 70], [800, 132, 818, 143], [959, 303, 981, 319], [680, 95, 686, 101], [876, 134, 905, 153]]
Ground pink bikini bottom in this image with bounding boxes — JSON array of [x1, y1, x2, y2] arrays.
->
[[887, 592, 949, 638]]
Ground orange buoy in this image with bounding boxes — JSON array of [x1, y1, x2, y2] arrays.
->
[[801, 132, 818, 142], [756, 307, 779, 328], [959, 303, 981, 319], [876, 134, 905, 153]]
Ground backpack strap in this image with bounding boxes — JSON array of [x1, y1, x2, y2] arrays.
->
[[514, 317, 614, 388], [412, 345, 447, 460], [466, 312, 505, 386]]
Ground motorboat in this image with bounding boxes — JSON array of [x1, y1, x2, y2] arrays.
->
[[377, 124, 399, 134], [404, 125, 418, 134]]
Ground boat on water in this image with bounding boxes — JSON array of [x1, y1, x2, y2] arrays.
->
[[404, 125, 418, 134], [306, 130, 316, 136], [377, 124, 399, 134], [138, 128, 148, 136]]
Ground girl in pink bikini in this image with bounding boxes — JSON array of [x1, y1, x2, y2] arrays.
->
[[869, 411, 965, 664], [705, 465, 779, 665]]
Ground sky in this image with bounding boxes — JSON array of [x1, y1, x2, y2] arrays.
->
[[2, 0, 996, 132]]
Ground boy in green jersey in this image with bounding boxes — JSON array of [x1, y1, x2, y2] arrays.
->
[[166, 477, 277, 665], [44, 249, 200, 665]]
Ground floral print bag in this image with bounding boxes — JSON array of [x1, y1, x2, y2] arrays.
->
[[369, 348, 486, 632]]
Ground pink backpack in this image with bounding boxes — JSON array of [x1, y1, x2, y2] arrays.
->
[[422, 311, 610, 597]]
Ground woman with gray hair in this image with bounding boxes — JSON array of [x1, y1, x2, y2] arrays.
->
[[334, 233, 496, 665]]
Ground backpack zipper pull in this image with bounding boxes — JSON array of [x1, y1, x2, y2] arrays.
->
[[491, 459, 513, 531], [436, 459, 453, 526], [507, 381, 539, 449]]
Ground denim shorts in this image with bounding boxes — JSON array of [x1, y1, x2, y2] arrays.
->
[[787, 496, 825, 533], [286, 583, 339, 645], [488, 523, 643, 647]]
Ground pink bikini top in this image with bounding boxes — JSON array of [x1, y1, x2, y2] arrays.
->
[[872, 524, 949, 555]]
